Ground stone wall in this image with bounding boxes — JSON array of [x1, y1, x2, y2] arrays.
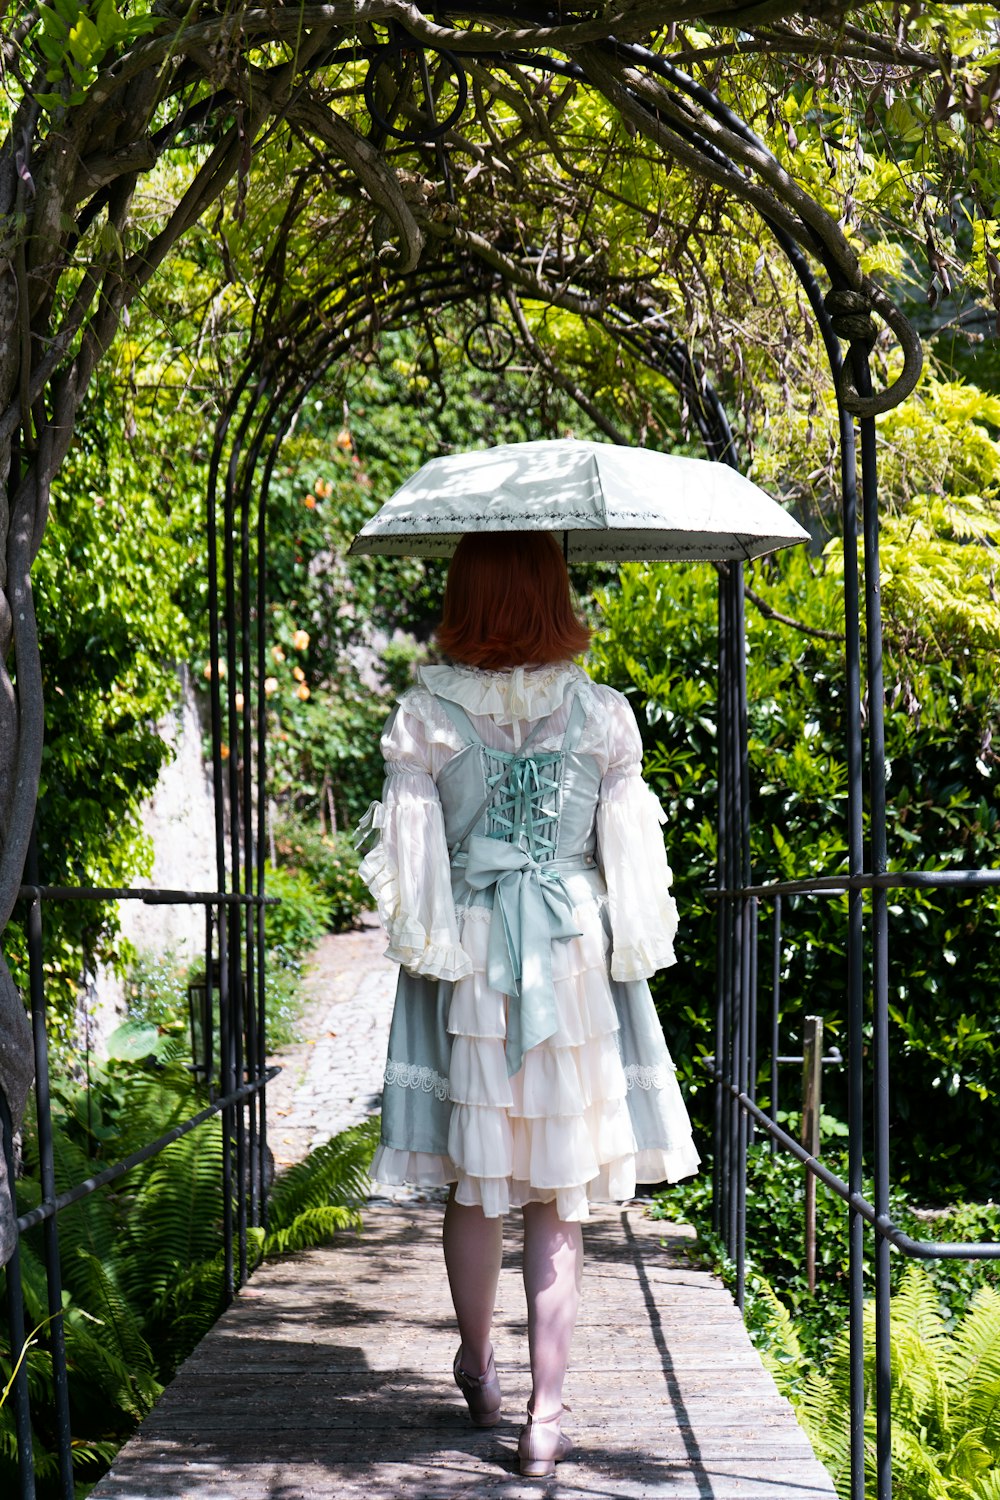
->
[[88, 665, 218, 1048]]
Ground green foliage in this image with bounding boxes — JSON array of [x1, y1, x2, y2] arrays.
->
[[273, 816, 370, 934], [263, 861, 334, 960], [1, 363, 205, 1039], [591, 541, 1000, 1200], [29, 0, 159, 112], [655, 1146, 1000, 1495], [264, 1117, 380, 1254], [1, 1028, 378, 1493], [799, 1268, 1000, 1500]]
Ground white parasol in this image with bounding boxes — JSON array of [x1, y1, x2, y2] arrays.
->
[[347, 438, 809, 562]]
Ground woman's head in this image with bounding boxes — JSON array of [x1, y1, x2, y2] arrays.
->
[[435, 531, 590, 670]]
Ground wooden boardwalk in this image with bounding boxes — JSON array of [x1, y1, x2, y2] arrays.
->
[[91, 1202, 835, 1499]]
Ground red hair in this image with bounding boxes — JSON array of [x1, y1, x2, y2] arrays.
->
[[436, 531, 590, 670]]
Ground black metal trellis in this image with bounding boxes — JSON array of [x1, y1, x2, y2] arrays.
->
[[0, 349, 275, 1496], [3, 30, 999, 1500], [162, 252, 1000, 1497]]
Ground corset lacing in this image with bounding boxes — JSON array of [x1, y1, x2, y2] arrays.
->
[[483, 748, 561, 861]]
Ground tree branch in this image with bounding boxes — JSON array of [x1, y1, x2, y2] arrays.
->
[[505, 285, 631, 444], [744, 581, 841, 641]]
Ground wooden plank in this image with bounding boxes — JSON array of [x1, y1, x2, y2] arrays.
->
[[90, 1203, 835, 1500]]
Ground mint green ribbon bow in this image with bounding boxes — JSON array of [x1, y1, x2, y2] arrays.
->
[[462, 834, 582, 1077]]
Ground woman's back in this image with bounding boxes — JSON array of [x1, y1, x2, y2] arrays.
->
[[354, 530, 697, 1475]]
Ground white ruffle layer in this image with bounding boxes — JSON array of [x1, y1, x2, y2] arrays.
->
[[418, 662, 586, 729], [371, 898, 699, 1220]]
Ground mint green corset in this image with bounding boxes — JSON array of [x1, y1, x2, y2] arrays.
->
[[433, 692, 604, 1075]]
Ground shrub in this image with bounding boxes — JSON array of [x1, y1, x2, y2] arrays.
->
[[800, 1268, 1000, 1500], [272, 816, 370, 932], [263, 860, 334, 959], [591, 548, 1000, 1200]]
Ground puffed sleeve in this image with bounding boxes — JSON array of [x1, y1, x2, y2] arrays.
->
[[354, 705, 473, 981], [595, 692, 679, 981]]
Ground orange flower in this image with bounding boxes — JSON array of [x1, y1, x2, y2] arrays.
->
[[264, 676, 279, 696], [292, 629, 310, 650], [292, 665, 305, 682], [296, 684, 310, 701], [234, 692, 245, 712], [304, 493, 317, 509], [220, 743, 231, 760], [204, 660, 227, 680], [336, 427, 353, 451], [271, 645, 286, 663]]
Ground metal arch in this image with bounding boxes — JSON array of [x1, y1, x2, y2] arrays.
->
[[5, 35, 982, 1500], [208, 46, 976, 1500]]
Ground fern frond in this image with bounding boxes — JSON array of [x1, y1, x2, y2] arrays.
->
[[893, 1264, 950, 1348], [69, 1251, 157, 1378], [886, 1269, 951, 1447], [11, 1240, 57, 1331], [941, 1426, 993, 1484], [267, 1117, 378, 1230], [264, 1204, 362, 1256], [43, 1133, 120, 1277], [949, 1286, 1000, 1421], [62, 1312, 161, 1421], [117, 1123, 225, 1310], [748, 1277, 804, 1397], [69, 1437, 121, 1466], [106, 1065, 203, 1168], [144, 1249, 228, 1372], [884, 1423, 953, 1499], [797, 1368, 853, 1500], [0, 1341, 54, 1409]]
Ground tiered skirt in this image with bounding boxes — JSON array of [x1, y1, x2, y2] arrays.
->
[[371, 896, 700, 1221]]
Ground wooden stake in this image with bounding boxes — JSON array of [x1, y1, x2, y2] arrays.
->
[[802, 1015, 823, 1294]]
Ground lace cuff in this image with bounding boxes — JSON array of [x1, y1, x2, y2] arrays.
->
[[355, 787, 473, 983], [598, 771, 679, 978], [611, 936, 678, 983], [384, 918, 474, 981]]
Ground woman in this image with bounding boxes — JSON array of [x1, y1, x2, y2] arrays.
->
[[356, 530, 699, 1477]]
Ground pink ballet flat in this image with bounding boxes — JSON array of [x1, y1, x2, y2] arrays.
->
[[517, 1406, 573, 1477], [453, 1346, 502, 1427]]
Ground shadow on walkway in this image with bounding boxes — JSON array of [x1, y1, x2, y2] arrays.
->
[[91, 1203, 835, 1500]]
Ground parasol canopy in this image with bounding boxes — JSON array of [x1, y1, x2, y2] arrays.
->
[[347, 439, 809, 563]]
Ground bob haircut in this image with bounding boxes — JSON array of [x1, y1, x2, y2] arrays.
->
[[435, 531, 591, 670]]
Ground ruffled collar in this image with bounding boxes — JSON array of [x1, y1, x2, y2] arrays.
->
[[418, 661, 587, 730]]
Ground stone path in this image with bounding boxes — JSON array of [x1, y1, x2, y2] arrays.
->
[[266, 914, 397, 1170]]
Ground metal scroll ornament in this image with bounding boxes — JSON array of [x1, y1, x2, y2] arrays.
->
[[464, 318, 516, 372], [364, 35, 468, 143]]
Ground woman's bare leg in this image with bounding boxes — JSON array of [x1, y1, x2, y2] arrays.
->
[[442, 1186, 504, 1374], [522, 1198, 584, 1417]]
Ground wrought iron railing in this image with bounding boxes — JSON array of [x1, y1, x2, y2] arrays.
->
[[1, 879, 273, 1500], [712, 392, 1000, 1500]]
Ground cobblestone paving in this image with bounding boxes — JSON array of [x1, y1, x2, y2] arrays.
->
[[266, 914, 397, 1171]]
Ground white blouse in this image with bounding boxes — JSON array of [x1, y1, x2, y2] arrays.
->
[[357, 663, 679, 984]]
